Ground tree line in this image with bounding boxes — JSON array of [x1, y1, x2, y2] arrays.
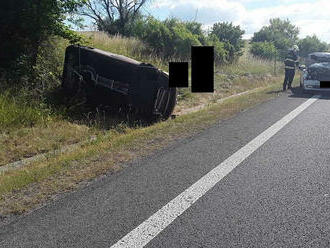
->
[[78, 1, 330, 61], [1, 0, 329, 86], [250, 18, 329, 60]]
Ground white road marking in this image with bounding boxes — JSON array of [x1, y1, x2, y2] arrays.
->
[[111, 95, 320, 248]]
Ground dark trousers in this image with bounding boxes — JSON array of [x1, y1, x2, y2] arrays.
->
[[283, 69, 295, 90]]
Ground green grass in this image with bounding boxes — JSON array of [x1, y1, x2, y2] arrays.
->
[[0, 91, 50, 132]]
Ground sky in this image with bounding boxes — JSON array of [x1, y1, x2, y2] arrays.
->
[[144, 0, 330, 42]]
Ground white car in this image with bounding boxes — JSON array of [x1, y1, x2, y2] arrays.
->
[[300, 52, 330, 93]]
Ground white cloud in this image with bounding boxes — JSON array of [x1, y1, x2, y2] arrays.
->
[[149, 0, 330, 42]]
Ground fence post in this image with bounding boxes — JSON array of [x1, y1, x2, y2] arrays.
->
[[274, 50, 277, 76]]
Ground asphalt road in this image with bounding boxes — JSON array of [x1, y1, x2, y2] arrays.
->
[[1, 90, 330, 247]]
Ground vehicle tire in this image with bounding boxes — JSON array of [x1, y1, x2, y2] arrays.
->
[[161, 87, 177, 120], [153, 87, 177, 121]]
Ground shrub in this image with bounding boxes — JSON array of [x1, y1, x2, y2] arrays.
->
[[166, 20, 202, 59], [132, 17, 173, 57], [251, 18, 299, 59], [0, 0, 81, 73], [210, 22, 245, 62], [250, 41, 277, 60], [132, 17, 203, 60], [298, 35, 329, 58], [184, 21, 207, 44], [131, 17, 245, 64], [205, 34, 228, 64]]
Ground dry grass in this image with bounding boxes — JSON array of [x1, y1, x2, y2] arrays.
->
[[82, 31, 167, 70], [82, 31, 146, 57], [174, 74, 282, 113], [0, 121, 93, 166], [220, 45, 279, 76]]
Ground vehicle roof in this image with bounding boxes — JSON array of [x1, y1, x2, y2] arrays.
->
[[69, 45, 142, 65], [309, 52, 330, 57], [91, 47, 141, 65], [308, 52, 330, 63]]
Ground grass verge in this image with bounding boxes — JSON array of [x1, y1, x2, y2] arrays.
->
[[0, 80, 283, 219], [0, 33, 282, 166]]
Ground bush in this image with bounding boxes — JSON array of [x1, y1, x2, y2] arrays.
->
[[251, 18, 299, 59], [132, 17, 203, 60], [184, 21, 207, 44], [205, 34, 228, 64], [0, 0, 81, 73], [132, 17, 243, 64], [2, 37, 67, 100], [298, 35, 329, 58], [165, 19, 202, 59], [250, 42, 277, 60], [210, 22, 245, 62], [132, 17, 173, 57]]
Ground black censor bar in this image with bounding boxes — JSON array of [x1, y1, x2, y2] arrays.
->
[[192, 46, 214, 93], [169, 46, 214, 93], [169, 62, 188, 88]]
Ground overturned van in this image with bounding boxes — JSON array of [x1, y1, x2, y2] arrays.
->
[[300, 52, 330, 92], [62, 45, 176, 120]]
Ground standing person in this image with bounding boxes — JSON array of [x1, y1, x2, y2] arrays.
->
[[283, 45, 299, 91]]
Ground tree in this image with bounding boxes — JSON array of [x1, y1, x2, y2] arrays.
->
[[132, 17, 173, 57], [298, 35, 329, 58], [251, 18, 299, 58], [132, 17, 202, 60], [210, 22, 245, 62], [183, 21, 206, 44], [130, 17, 238, 64], [205, 34, 228, 64], [0, 0, 82, 71], [250, 41, 277, 60], [78, 0, 149, 36]]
